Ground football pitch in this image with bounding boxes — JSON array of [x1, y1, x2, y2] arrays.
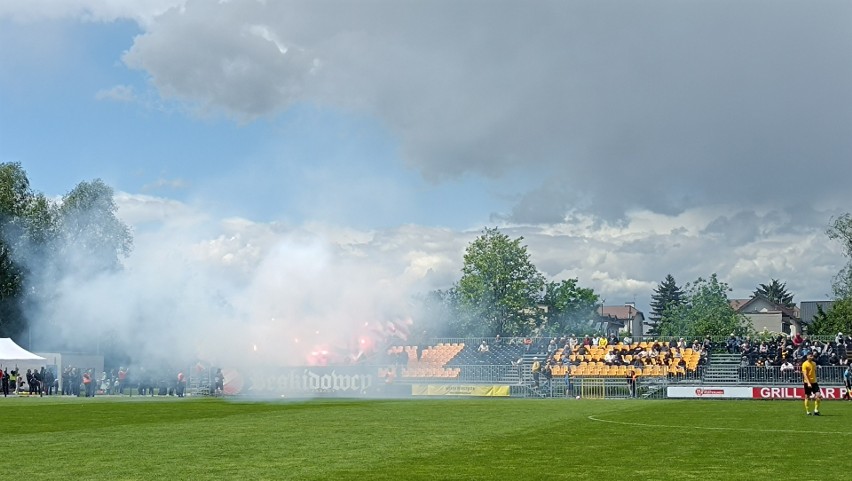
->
[[2, 395, 849, 480]]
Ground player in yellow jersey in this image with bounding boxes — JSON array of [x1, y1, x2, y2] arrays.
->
[[801, 352, 822, 415]]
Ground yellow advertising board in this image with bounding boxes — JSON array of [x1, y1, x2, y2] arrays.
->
[[411, 384, 510, 397]]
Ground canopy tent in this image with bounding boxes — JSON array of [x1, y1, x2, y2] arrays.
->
[[0, 338, 45, 362]]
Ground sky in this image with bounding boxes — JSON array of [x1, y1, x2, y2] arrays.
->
[[1, 0, 850, 362]]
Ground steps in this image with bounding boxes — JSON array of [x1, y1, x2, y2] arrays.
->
[[702, 353, 741, 384]]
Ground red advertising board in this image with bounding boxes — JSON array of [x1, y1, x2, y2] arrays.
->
[[752, 386, 848, 400]]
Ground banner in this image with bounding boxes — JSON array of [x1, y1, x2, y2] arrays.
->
[[411, 384, 510, 397], [668, 385, 849, 400], [243, 366, 377, 396], [752, 386, 848, 400], [667, 386, 753, 398]]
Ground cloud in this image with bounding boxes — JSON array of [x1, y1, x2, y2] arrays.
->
[[95, 84, 136, 103], [140, 177, 187, 192], [110, 1, 852, 223]]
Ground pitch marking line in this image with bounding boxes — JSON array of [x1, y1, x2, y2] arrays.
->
[[587, 415, 852, 435]]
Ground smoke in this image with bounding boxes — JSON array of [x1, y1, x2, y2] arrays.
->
[[18, 193, 451, 374]]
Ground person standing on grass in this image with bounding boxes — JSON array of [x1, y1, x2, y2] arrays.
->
[[0, 368, 6, 397], [802, 352, 822, 415], [176, 371, 186, 398], [843, 364, 852, 400], [214, 368, 225, 395]]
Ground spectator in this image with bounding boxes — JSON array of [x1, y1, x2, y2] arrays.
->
[[542, 362, 553, 391], [792, 332, 804, 348], [627, 368, 638, 398], [531, 357, 541, 388], [546, 339, 557, 356], [726, 334, 740, 354], [477, 341, 490, 362], [779, 358, 794, 378], [568, 334, 579, 351]]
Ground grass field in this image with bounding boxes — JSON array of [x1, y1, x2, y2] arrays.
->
[[2, 395, 850, 480]]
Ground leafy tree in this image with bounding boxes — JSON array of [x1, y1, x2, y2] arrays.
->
[[540, 278, 599, 335], [808, 299, 852, 336], [456, 227, 545, 337], [0, 163, 35, 338], [753, 279, 795, 308], [827, 214, 852, 299], [659, 274, 751, 339], [0, 165, 134, 343], [58, 179, 133, 275], [415, 288, 461, 338], [648, 274, 684, 335]]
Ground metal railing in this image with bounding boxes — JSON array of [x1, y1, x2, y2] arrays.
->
[[737, 365, 848, 385]]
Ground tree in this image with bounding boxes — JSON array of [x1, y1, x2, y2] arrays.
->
[[58, 179, 133, 275], [648, 274, 684, 335], [659, 274, 751, 339], [827, 214, 852, 299], [416, 288, 461, 338], [0, 163, 34, 338], [540, 278, 599, 335], [808, 299, 852, 336], [0, 164, 134, 344], [753, 279, 795, 309], [456, 227, 545, 337]]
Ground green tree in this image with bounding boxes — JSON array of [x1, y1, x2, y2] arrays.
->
[[659, 274, 751, 339], [827, 213, 852, 299], [58, 179, 133, 274], [456, 227, 545, 337], [0, 163, 35, 338], [648, 274, 684, 335], [808, 299, 852, 335], [0, 165, 134, 343], [541, 278, 599, 335], [753, 279, 795, 308], [416, 288, 461, 338]]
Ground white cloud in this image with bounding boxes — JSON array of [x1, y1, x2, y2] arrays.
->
[[113, 1, 852, 224], [95, 84, 136, 102]]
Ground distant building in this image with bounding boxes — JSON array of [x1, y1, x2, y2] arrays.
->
[[730, 295, 801, 335], [597, 304, 645, 337]]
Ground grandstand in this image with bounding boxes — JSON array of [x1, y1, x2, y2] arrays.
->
[[382, 334, 852, 398]]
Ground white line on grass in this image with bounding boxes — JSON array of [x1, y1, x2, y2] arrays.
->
[[587, 415, 852, 435]]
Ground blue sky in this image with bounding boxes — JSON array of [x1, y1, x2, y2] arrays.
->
[[1, 2, 850, 355], [0, 15, 525, 230]]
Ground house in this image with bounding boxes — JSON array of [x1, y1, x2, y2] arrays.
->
[[597, 304, 645, 337], [730, 295, 801, 335]]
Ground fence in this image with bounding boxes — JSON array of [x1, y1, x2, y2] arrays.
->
[[737, 365, 847, 385], [516, 376, 668, 399]]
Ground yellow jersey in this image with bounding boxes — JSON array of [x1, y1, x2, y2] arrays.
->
[[802, 359, 817, 384]]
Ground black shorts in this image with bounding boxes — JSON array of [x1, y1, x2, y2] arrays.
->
[[804, 383, 820, 397]]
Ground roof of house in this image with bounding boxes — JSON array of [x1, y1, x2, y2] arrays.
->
[[731, 294, 798, 319], [598, 305, 644, 320]]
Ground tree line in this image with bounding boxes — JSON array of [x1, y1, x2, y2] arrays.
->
[[421, 216, 852, 339], [0, 162, 132, 346]]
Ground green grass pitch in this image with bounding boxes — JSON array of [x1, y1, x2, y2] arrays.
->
[[2, 396, 849, 480]]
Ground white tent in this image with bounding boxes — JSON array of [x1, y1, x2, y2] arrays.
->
[[0, 338, 45, 362]]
